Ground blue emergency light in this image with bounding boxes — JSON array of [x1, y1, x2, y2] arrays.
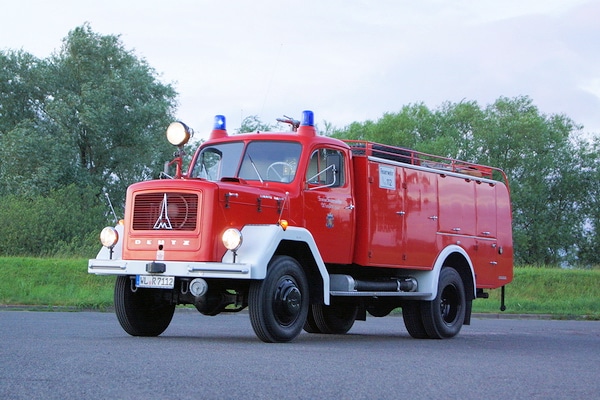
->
[[301, 110, 314, 127], [214, 115, 226, 130]]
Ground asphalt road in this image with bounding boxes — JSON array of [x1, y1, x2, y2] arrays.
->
[[1, 310, 598, 399]]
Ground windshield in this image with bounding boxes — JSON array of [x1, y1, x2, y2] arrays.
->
[[191, 142, 244, 181], [191, 141, 302, 183]]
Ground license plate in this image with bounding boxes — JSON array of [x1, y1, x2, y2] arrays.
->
[[136, 275, 175, 289]]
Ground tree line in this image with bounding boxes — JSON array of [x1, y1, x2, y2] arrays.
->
[[1, 24, 598, 265]]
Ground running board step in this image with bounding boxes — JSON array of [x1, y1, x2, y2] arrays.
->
[[330, 290, 432, 298]]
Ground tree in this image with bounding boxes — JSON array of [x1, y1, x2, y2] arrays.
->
[[336, 104, 433, 149], [475, 97, 586, 265], [1, 24, 178, 203], [577, 136, 600, 265], [0, 24, 180, 256], [0, 50, 47, 136], [236, 115, 276, 133], [43, 23, 178, 204], [0, 119, 74, 196], [0, 50, 55, 196]]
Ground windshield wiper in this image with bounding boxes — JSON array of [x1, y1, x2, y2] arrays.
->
[[247, 153, 263, 183]]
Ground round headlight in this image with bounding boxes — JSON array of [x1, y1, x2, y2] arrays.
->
[[166, 121, 192, 146], [100, 226, 119, 248], [222, 228, 243, 251]]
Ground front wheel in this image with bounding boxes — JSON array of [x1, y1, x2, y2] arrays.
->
[[420, 267, 466, 339], [249, 256, 309, 343], [114, 276, 175, 336]]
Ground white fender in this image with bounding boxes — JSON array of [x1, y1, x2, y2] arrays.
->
[[222, 224, 330, 305], [409, 245, 476, 301]]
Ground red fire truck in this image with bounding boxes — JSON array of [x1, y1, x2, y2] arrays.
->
[[89, 110, 513, 343]]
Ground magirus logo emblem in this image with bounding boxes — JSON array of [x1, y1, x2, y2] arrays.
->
[[153, 193, 173, 230]]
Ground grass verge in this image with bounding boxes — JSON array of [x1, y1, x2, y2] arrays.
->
[[0, 257, 113, 310], [472, 267, 600, 319], [1, 258, 598, 319]]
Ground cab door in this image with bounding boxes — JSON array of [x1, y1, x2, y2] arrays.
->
[[302, 147, 355, 264]]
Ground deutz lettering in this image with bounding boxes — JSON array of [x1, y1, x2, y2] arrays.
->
[[133, 239, 190, 246]]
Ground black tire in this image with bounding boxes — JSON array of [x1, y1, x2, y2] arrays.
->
[[248, 256, 309, 343], [312, 303, 358, 334], [304, 306, 322, 333], [420, 267, 466, 339], [366, 299, 396, 317], [114, 276, 175, 337], [402, 301, 429, 339]]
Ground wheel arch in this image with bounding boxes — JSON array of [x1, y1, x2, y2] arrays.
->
[[275, 240, 326, 305], [444, 251, 476, 302], [411, 245, 476, 302], [223, 225, 330, 305]]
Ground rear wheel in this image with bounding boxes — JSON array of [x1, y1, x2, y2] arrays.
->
[[249, 256, 309, 343], [402, 301, 429, 339], [114, 276, 175, 336], [420, 267, 466, 339], [312, 303, 358, 334], [303, 306, 322, 333]]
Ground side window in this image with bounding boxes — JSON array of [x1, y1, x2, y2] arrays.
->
[[306, 148, 345, 188]]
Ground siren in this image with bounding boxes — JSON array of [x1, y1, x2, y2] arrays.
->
[[209, 115, 228, 140], [297, 110, 316, 137]]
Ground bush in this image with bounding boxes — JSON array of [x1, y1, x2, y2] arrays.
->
[[0, 185, 108, 257]]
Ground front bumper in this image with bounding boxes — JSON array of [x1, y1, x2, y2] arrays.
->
[[88, 259, 253, 279]]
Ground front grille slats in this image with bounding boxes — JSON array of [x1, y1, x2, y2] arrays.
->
[[132, 192, 198, 231]]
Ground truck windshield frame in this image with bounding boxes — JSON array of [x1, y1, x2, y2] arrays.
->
[[191, 140, 302, 183], [191, 142, 245, 181]]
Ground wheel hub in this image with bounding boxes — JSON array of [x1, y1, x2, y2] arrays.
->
[[440, 285, 459, 324], [273, 277, 302, 325]]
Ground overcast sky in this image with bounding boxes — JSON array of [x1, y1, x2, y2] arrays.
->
[[2, 0, 599, 140]]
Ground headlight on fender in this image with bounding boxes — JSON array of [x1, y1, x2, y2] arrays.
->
[[100, 227, 119, 248], [222, 228, 242, 251]]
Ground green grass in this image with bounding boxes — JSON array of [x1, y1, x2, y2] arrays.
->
[[472, 267, 600, 319], [1, 258, 599, 319], [0, 257, 114, 310]]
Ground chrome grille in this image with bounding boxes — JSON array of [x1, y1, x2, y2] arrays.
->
[[132, 192, 198, 231]]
